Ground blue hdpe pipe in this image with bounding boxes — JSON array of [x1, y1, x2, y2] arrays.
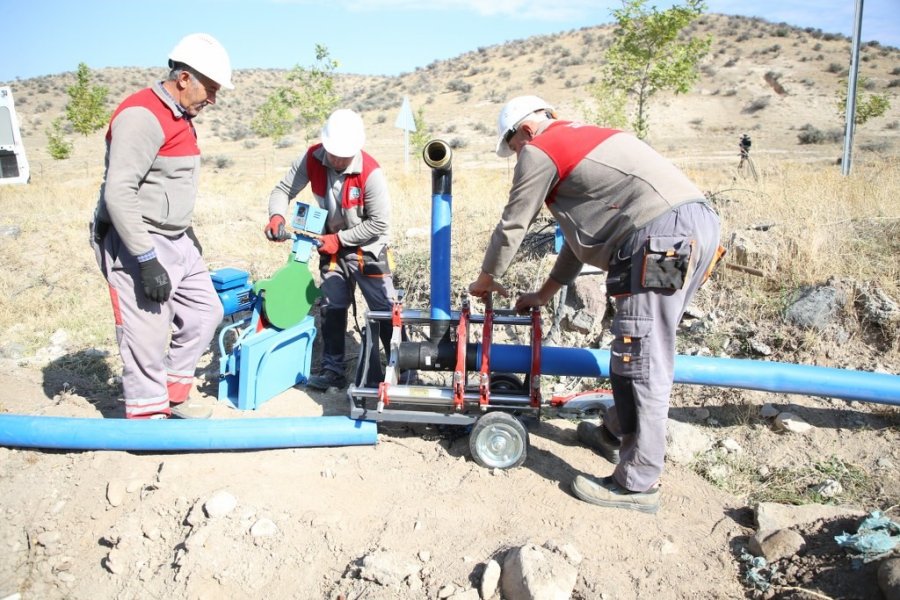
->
[[485, 344, 900, 406], [0, 415, 377, 451], [425, 140, 453, 324]]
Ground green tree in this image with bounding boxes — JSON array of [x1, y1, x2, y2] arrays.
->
[[251, 88, 294, 140], [252, 44, 340, 143], [65, 63, 109, 136], [588, 0, 710, 139], [837, 76, 890, 126], [47, 117, 73, 160], [409, 107, 431, 157]]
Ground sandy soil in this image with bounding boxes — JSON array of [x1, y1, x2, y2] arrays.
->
[[0, 333, 896, 600]]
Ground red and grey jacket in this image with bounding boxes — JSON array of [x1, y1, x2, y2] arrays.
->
[[93, 82, 201, 257], [305, 143, 379, 214], [526, 120, 620, 206]]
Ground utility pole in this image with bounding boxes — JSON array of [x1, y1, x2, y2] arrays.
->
[[841, 0, 864, 176]]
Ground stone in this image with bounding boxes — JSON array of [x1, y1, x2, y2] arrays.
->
[[774, 412, 812, 434], [106, 480, 126, 507], [755, 502, 865, 532], [760, 404, 779, 419], [203, 490, 237, 518], [480, 559, 501, 599], [250, 518, 278, 538], [359, 550, 420, 587], [749, 529, 806, 562], [784, 284, 846, 331], [666, 419, 713, 464], [501, 543, 577, 600]]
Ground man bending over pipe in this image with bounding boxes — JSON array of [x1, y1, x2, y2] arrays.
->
[[468, 96, 722, 514]]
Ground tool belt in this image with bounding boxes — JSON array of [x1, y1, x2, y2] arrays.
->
[[320, 244, 394, 278]]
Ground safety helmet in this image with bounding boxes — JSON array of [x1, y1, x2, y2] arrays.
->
[[495, 95, 555, 157], [168, 33, 234, 90], [321, 109, 366, 158]]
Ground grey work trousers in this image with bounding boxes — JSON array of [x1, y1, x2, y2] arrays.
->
[[92, 227, 223, 418], [318, 250, 398, 375], [602, 201, 721, 492]]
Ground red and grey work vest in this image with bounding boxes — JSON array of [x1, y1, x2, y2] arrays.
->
[[526, 121, 620, 206], [106, 88, 199, 158], [305, 143, 379, 212]]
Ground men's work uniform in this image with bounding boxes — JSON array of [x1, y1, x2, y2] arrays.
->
[[482, 121, 721, 492], [90, 82, 223, 419], [267, 144, 398, 378]]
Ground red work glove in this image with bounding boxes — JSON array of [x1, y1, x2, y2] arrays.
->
[[318, 233, 341, 255], [264, 215, 289, 242]]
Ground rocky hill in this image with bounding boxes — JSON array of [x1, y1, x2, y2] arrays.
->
[[4, 13, 899, 166]]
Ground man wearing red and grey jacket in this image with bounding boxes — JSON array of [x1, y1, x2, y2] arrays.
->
[[90, 33, 233, 419], [468, 96, 722, 514], [265, 109, 401, 391]]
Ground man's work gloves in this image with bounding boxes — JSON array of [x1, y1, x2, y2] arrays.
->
[[318, 233, 341, 255], [264, 215, 290, 241], [139, 257, 172, 303]]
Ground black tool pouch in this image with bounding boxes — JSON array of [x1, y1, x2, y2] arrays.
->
[[640, 236, 693, 291]]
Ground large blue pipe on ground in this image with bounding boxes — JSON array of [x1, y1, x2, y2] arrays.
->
[[0, 415, 377, 451], [485, 344, 900, 406]]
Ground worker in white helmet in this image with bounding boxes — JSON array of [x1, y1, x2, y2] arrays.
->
[[265, 109, 406, 390], [90, 33, 233, 419], [468, 96, 723, 513]]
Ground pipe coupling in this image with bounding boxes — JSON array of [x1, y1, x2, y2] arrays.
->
[[423, 139, 452, 170]]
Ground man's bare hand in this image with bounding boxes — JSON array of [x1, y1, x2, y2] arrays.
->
[[468, 271, 509, 300]]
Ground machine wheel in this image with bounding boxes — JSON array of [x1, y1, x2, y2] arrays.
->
[[490, 373, 526, 393], [469, 411, 529, 469]]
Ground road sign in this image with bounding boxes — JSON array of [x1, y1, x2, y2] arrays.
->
[[394, 96, 416, 132]]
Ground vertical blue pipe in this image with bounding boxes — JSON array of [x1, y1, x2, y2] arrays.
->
[[430, 188, 452, 322], [424, 140, 453, 327]]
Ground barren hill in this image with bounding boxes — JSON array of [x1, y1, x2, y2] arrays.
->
[[5, 14, 899, 168]]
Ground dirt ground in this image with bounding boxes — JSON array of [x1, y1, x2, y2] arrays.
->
[[0, 328, 897, 600]]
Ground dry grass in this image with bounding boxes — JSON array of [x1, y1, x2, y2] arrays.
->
[[1, 151, 897, 371]]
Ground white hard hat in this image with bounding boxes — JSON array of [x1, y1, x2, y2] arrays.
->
[[495, 95, 555, 157], [168, 33, 234, 90], [321, 109, 366, 158]]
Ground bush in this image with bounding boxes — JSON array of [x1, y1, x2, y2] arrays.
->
[[447, 79, 472, 94], [796, 124, 842, 145], [742, 96, 771, 114], [46, 117, 72, 160], [207, 155, 233, 170]]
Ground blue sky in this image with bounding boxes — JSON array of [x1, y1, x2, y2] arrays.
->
[[1, 0, 897, 82]]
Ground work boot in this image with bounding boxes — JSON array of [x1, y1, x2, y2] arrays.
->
[[576, 421, 621, 464], [307, 369, 347, 391], [170, 399, 214, 419], [571, 475, 660, 514]]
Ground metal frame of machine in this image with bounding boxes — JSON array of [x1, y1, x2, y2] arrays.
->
[[345, 139, 612, 469]]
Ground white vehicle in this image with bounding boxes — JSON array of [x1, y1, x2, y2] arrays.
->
[[0, 86, 30, 184]]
